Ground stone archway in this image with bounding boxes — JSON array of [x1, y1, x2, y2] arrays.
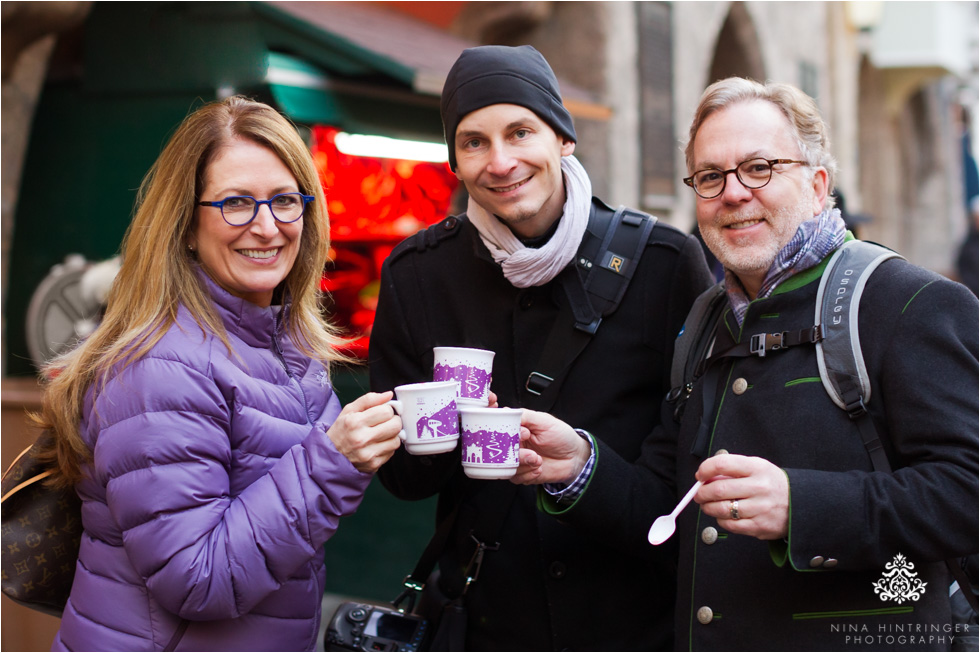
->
[[708, 2, 765, 84]]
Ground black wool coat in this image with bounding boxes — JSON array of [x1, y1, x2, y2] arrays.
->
[[369, 198, 714, 651], [544, 251, 979, 651]]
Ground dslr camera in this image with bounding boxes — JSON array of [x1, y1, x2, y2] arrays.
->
[[325, 601, 429, 652]]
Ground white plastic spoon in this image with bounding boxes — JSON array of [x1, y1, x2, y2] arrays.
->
[[647, 480, 703, 545]]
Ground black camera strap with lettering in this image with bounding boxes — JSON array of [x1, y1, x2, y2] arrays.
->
[[522, 200, 656, 411]]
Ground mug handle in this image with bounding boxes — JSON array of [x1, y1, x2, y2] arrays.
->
[[388, 399, 407, 441]]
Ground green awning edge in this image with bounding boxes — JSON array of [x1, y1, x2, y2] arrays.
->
[[252, 1, 417, 85]]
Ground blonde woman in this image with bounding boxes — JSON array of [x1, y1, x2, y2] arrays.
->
[[35, 96, 401, 651]]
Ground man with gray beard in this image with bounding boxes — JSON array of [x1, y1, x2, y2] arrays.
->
[[513, 77, 979, 650]]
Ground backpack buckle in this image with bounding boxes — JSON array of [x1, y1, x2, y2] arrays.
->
[[810, 325, 825, 343], [525, 372, 554, 396], [844, 396, 868, 419], [749, 332, 785, 357], [575, 317, 602, 335]]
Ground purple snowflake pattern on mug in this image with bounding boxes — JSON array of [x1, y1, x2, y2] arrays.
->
[[414, 401, 459, 440], [434, 363, 491, 401], [462, 429, 519, 465]]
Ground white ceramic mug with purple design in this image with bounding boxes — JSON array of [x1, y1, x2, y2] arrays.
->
[[389, 381, 460, 455], [458, 406, 523, 479], [432, 347, 495, 406]]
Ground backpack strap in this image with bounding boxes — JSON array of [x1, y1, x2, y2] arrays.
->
[[814, 240, 904, 418], [571, 204, 658, 334], [522, 201, 656, 409], [666, 281, 726, 421], [814, 241, 902, 478]]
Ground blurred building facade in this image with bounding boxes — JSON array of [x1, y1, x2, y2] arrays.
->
[[431, 1, 979, 274], [4, 1, 978, 375]]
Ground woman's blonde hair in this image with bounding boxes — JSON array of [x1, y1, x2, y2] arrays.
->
[[35, 96, 350, 486]]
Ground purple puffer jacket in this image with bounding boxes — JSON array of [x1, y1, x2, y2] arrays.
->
[[53, 273, 372, 651]]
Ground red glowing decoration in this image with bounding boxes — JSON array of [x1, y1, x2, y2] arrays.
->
[[311, 126, 460, 358]]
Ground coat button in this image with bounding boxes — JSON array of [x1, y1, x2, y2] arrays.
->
[[823, 558, 838, 568], [701, 527, 718, 545], [732, 378, 748, 394], [519, 292, 535, 310], [809, 556, 825, 568], [548, 561, 567, 579], [697, 606, 714, 624], [444, 216, 458, 230]]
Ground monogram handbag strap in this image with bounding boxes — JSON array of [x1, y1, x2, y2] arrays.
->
[[1, 441, 53, 500], [1, 468, 55, 503]]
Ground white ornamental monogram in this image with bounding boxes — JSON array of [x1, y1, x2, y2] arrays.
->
[[872, 553, 927, 604]]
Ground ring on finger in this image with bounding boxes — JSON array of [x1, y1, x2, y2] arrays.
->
[[728, 500, 740, 520]]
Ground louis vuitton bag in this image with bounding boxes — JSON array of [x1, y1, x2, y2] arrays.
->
[[1, 431, 81, 616]]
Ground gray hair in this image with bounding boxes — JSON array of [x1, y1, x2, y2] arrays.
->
[[684, 77, 837, 208]]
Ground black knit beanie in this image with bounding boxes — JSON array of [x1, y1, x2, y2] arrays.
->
[[440, 45, 577, 171]]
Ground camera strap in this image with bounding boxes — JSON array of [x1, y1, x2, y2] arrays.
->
[[521, 200, 656, 411], [395, 485, 519, 616], [395, 502, 460, 613]]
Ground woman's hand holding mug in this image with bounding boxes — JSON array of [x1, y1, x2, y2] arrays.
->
[[327, 391, 403, 473]]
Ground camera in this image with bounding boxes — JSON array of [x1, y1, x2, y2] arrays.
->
[[325, 601, 429, 651]]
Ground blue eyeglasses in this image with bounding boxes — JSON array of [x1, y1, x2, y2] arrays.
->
[[198, 193, 315, 226]]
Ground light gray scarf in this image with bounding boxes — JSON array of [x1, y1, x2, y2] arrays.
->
[[466, 155, 591, 288]]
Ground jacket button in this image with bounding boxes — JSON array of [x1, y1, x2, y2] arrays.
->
[[548, 561, 567, 579], [809, 556, 825, 568], [519, 292, 535, 310], [444, 216, 458, 230], [732, 378, 748, 394], [823, 558, 838, 568], [701, 527, 718, 545], [697, 606, 714, 624]]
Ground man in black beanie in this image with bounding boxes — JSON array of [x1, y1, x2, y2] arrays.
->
[[370, 45, 712, 650]]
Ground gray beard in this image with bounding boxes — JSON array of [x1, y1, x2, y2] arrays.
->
[[702, 197, 813, 278]]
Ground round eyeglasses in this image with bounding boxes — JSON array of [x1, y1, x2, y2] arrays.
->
[[683, 158, 809, 200], [197, 192, 315, 226]]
